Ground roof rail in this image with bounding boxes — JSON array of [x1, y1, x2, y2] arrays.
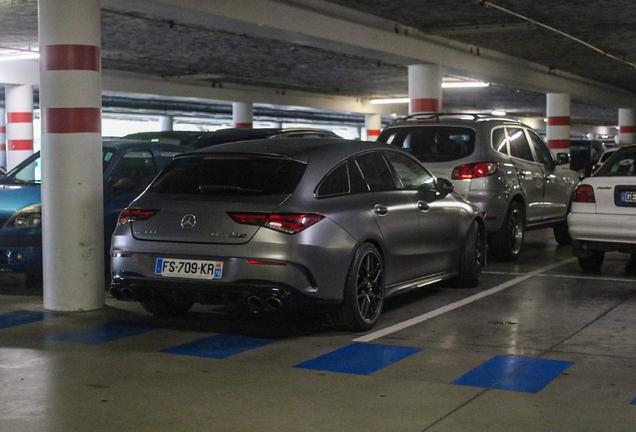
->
[[391, 112, 522, 123]]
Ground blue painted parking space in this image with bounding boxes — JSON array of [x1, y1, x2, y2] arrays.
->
[[44, 321, 159, 345], [452, 355, 575, 393], [294, 342, 422, 375], [0, 310, 63, 330], [631, 396, 636, 405], [161, 333, 277, 359]]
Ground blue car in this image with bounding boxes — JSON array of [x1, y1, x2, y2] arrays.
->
[[0, 139, 188, 285]]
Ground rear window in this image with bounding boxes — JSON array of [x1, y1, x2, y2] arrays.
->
[[148, 155, 306, 195], [594, 148, 636, 177], [378, 126, 475, 162]]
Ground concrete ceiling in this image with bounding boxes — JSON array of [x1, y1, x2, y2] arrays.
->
[[1, 0, 635, 128]]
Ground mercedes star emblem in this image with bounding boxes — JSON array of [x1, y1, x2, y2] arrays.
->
[[180, 214, 197, 230]]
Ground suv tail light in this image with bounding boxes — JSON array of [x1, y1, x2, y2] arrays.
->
[[451, 162, 499, 180], [117, 208, 159, 226], [228, 212, 324, 234], [573, 184, 595, 203]]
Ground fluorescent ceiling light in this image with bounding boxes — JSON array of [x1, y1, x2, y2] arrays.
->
[[491, 110, 507, 116], [370, 81, 490, 104], [442, 81, 489, 88], [0, 52, 40, 62], [370, 98, 410, 104]]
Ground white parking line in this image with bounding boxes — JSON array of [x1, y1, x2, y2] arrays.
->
[[353, 257, 577, 343], [485, 270, 636, 284]]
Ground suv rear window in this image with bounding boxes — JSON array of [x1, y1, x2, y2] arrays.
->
[[148, 155, 306, 195], [378, 126, 475, 162]]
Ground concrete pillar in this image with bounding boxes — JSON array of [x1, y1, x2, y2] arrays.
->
[[408, 64, 443, 114], [161, 115, 173, 131], [39, 0, 104, 311], [5, 85, 34, 170], [618, 108, 636, 145], [546, 93, 570, 152], [232, 102, 252, 128], [365, 113, 382, 141], [0, 108, 5, 170]]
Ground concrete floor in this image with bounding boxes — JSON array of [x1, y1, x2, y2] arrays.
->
[[1, 230, 636, 431]]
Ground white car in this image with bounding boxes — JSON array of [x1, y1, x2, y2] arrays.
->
[[568, 144, 636, 273]]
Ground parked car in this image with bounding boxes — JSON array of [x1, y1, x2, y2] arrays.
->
[[591, 145, 619, 174], [109, 138, 485, 331], [179, 127, 342, 150], [569, 144, 636, 273], [377, 113, 579, 261], [0, 139, 188, 285], [123, 130, 200, 145]]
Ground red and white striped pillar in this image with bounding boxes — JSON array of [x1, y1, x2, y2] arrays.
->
[[546, 93, 570, 152], [5, 85, 34, 170], [365, 113, 382, 141], [618, 108, 636, 145], [408, 64, 443, 114], [39, 0, 104, 311], [233, 102, 253, 128], [0, 108, 5, 170]]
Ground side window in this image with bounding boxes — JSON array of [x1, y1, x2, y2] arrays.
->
[[492, 127, 508, 155], [384, 151, 433, 190], [353, 151, 397, 192], [528, 132, 554, 166], [157, 150, 182, 168], [507, 127, 534, 162], [316, 162, 350, 197], [108, 150, 157, 194]]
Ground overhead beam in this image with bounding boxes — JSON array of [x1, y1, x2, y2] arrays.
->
[[102, 0, 636, 109]]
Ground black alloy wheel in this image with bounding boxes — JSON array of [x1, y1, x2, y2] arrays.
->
[[330, 243, 384, 332]]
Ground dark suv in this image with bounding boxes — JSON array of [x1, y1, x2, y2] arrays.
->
[[378, 113, 579, 261]]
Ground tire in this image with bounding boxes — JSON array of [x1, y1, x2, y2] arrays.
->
[[329, 243, 384, 332], [452, 221, 484, 288], [553, 221, 572, 245], [489, 201, 525, 261], [141, 292, 194, 316], [578, 251, 605, 273]]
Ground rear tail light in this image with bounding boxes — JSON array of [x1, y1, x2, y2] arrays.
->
[[573, 184, 595, 203], [451, 162, 499, 180], [228, 212, 324, 234], [117, 208, 159, 226]]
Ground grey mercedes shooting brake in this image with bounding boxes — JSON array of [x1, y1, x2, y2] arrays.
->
[[109, 138, 485, 332]]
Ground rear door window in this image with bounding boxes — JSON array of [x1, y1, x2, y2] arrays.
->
[[507, 127, 534, 162], [352, 151, 397, 192]]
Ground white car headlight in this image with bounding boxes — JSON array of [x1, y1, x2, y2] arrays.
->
[[4, 204, 42, 229]]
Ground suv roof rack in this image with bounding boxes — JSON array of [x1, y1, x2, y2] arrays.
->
[[390, 112, 523, 124]]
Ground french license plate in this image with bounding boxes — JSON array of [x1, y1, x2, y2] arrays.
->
[[155, 258, 223, 279], [621, 191, 636, 203]]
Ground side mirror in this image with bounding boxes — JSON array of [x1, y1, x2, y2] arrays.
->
[[417, 178, 453, 202], [555, 152, 570, 165], [436, 178, 454, 198]]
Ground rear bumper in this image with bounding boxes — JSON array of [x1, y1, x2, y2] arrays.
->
[[568, 213, 636, 245], [569, 212, 636, 256]]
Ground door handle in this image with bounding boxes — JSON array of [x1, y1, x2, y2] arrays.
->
[[374, 204, 389, 216], [520, 170, 533, 181], [418, 201, 430, 212]]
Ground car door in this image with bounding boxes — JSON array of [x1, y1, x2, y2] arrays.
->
[[384, 150, 460, 277], [527, 130, 571, 221], [350, 151, 421, 285], [505, 126, 545, 224]]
